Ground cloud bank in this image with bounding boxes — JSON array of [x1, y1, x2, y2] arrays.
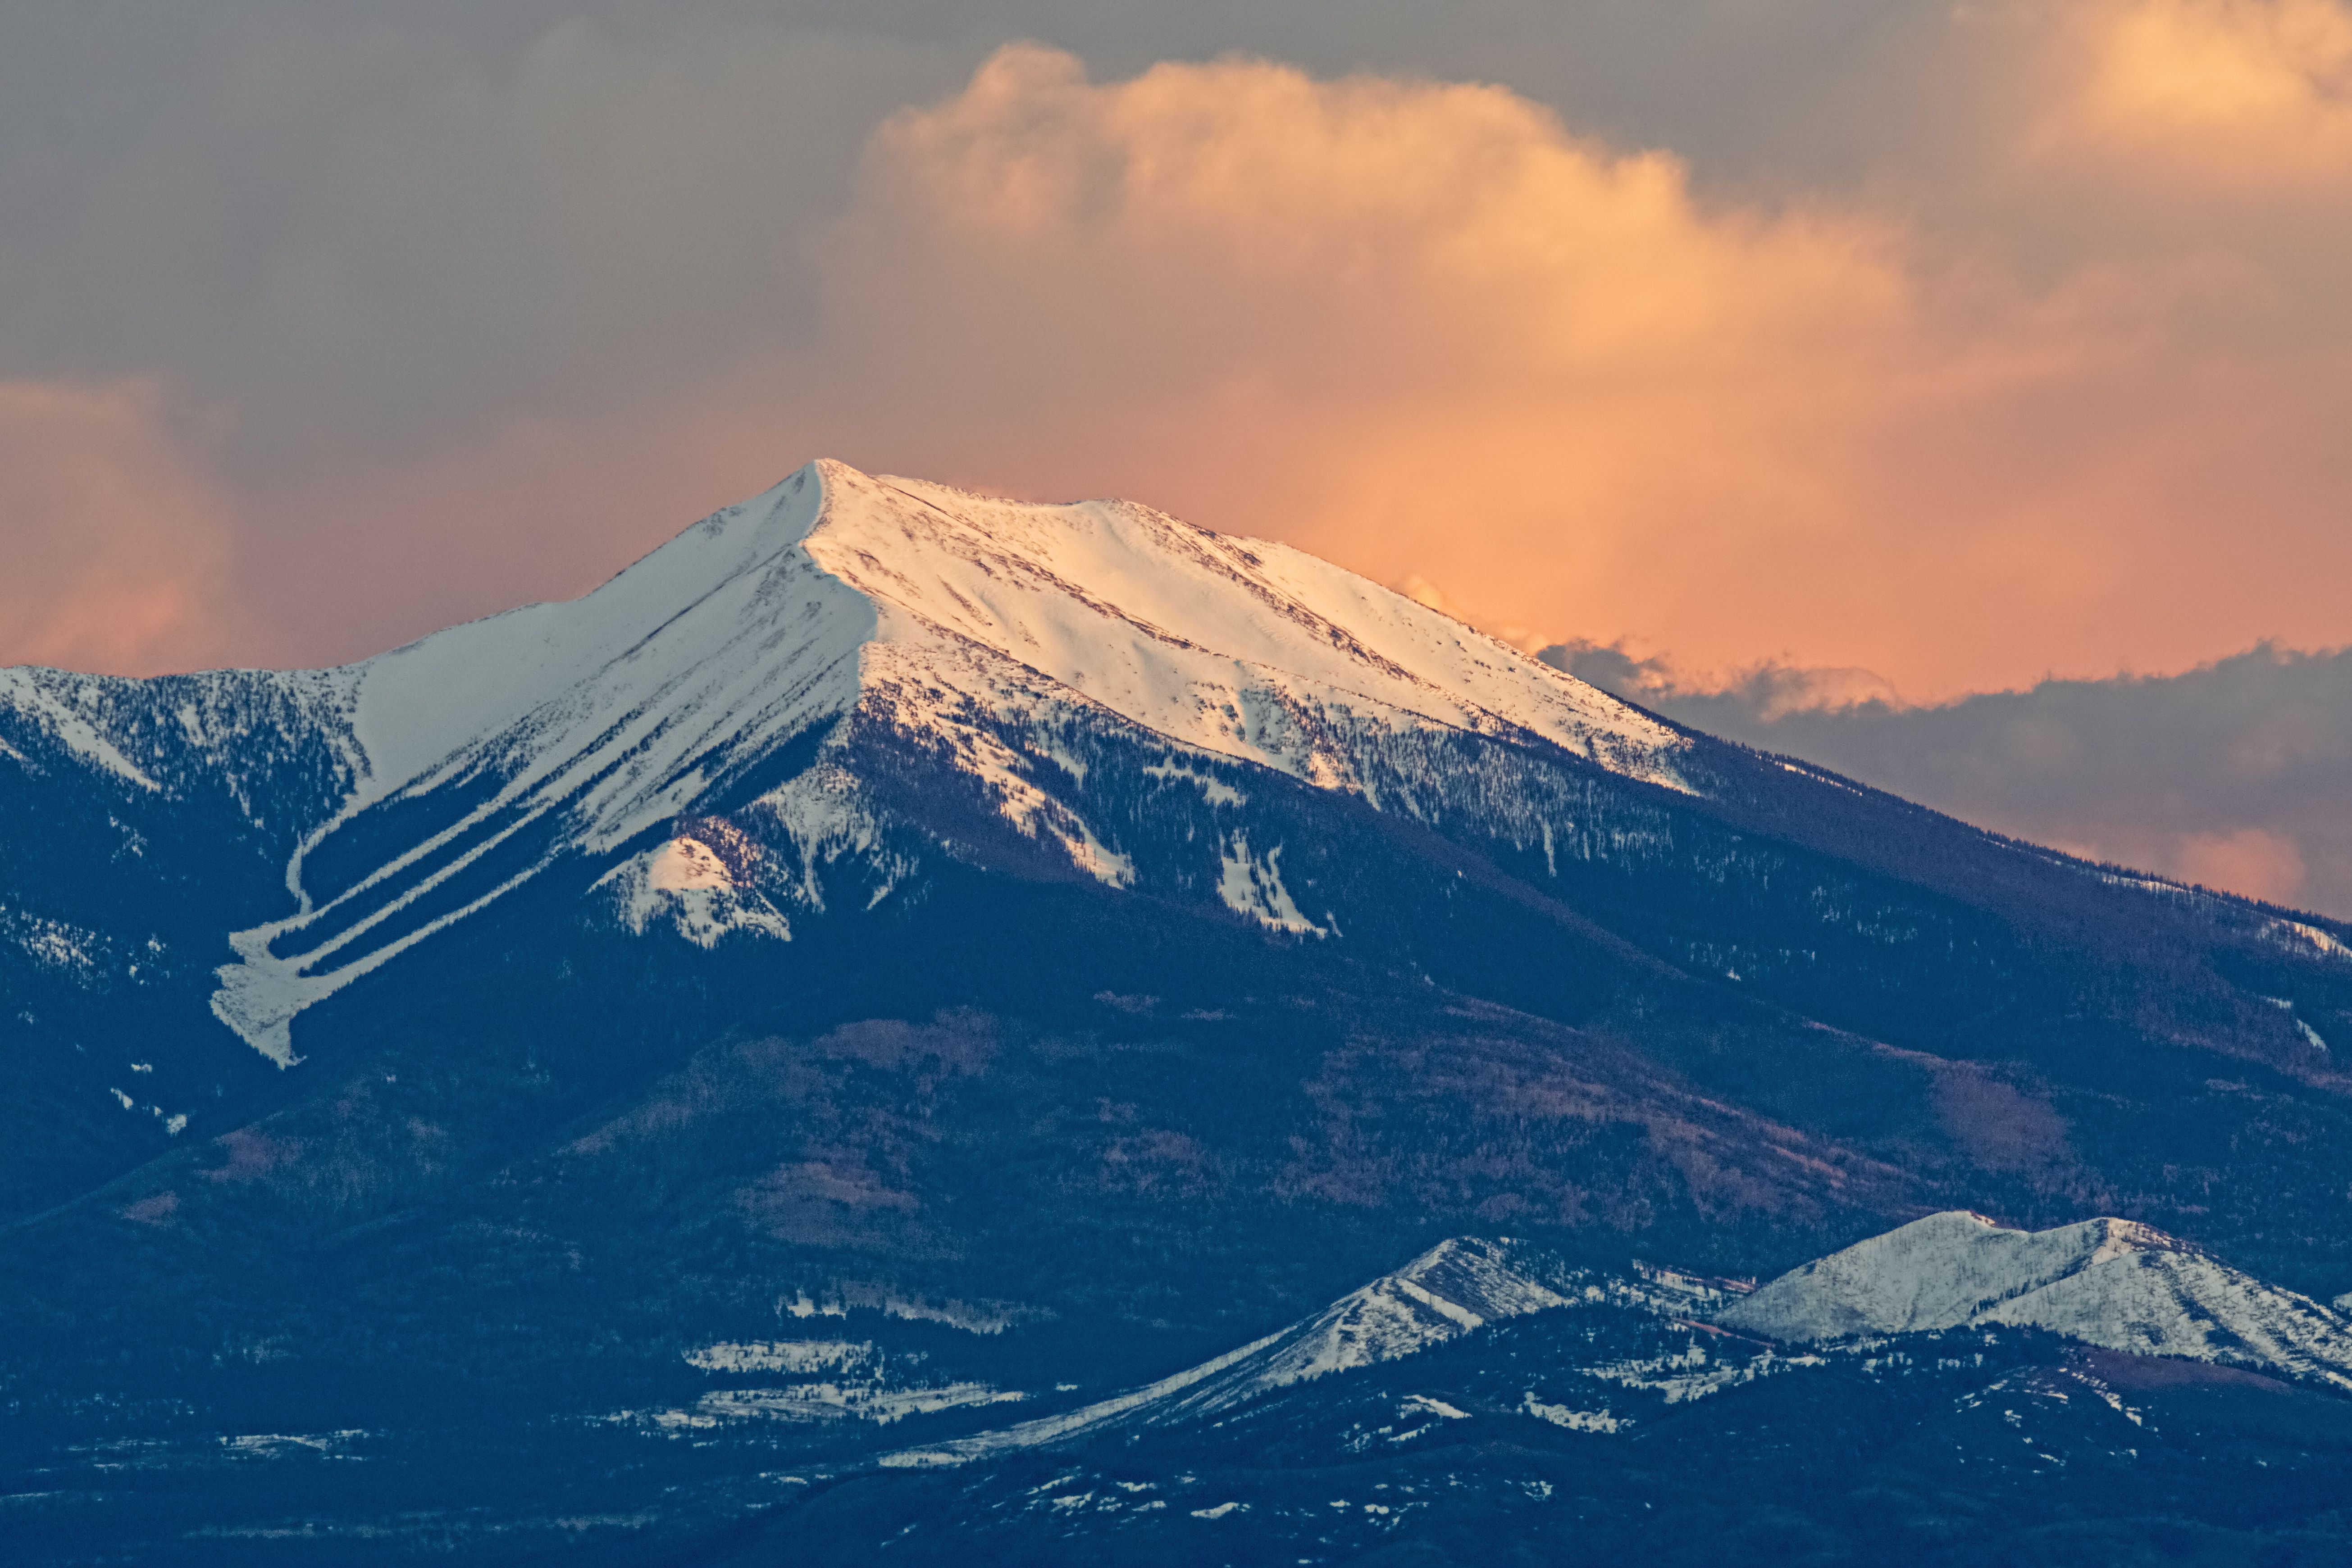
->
[[794, 14, 2352, 702], [1552, 639, 2352, 920]]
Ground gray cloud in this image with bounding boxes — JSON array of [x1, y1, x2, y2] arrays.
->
[[0, 0, 1934, 452], [1546, 641, 2352, 920], [0, 8, 967, 455]]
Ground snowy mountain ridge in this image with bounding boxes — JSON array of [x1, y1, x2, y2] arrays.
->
[[885, 1213, 2352, 1472], [1719, 1211, 2352, 1390], [878, 1240, 1757, 1468], [878, 1237, 1604, 1467], [5, 460, 1686, 1066]]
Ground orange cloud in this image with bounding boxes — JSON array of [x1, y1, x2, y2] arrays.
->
[[785, 38, 2352, 700], [2037, 0, 2352, 182]]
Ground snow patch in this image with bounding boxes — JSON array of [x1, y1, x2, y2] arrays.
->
[[686, 1382, 1022, 1426], [685, 1340, 871, 1375], [641, 1332, 1024, 1431], [779, 1285, 1025, 1335], [3, 907, 104, 979], [599, 836, 792, 950], [1578, 1342, 1822, 1404], [219, 1430, 368, 1458], [2266, 918, 2352, 965], [875, 1329, 1293, 1469], [648, 837, 733, 892], [106, 1087, 189, 1136], [1521, 1396, 1627, 1433], [1217, 835, 1325, 936], [1144, 761, 1244, 807], [211, 857, 550, 1067], [885, 693, 1136, 888]]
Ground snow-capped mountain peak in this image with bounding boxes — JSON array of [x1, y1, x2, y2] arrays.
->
[[798, 465, 1682, 784], [326, 457, 1681, 818], [877, 1236, 1580, 1468], [871, 1235, 1768, 1472], [180, 459, 1686, 1064], [1718, 1211, 2352, 1389], [1187, 1236, 1576, 1399]]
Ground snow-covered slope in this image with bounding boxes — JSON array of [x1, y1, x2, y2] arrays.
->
[[886, 1213, 2352, 1473], [877, 1238, 1760, 1468], [210, 471, 870, 1062], [817, 467, 1682, 789], [1719, 1211, 2352, 1390], [879, 1238, 1578, 1466], [1135, 1236, 1576, 1418], [46, 458, 1678, 1065]]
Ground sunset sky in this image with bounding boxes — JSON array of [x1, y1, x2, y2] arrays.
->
[[5, 0, 2351, 908]]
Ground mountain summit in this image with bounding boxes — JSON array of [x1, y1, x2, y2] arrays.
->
[[6, 462, 2352, 1561], [197, 460, 1684, 1064], [1723, 1210, 2352, 1388]]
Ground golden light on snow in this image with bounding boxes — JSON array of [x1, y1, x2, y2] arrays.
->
[[647, 837, 736, 893]]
